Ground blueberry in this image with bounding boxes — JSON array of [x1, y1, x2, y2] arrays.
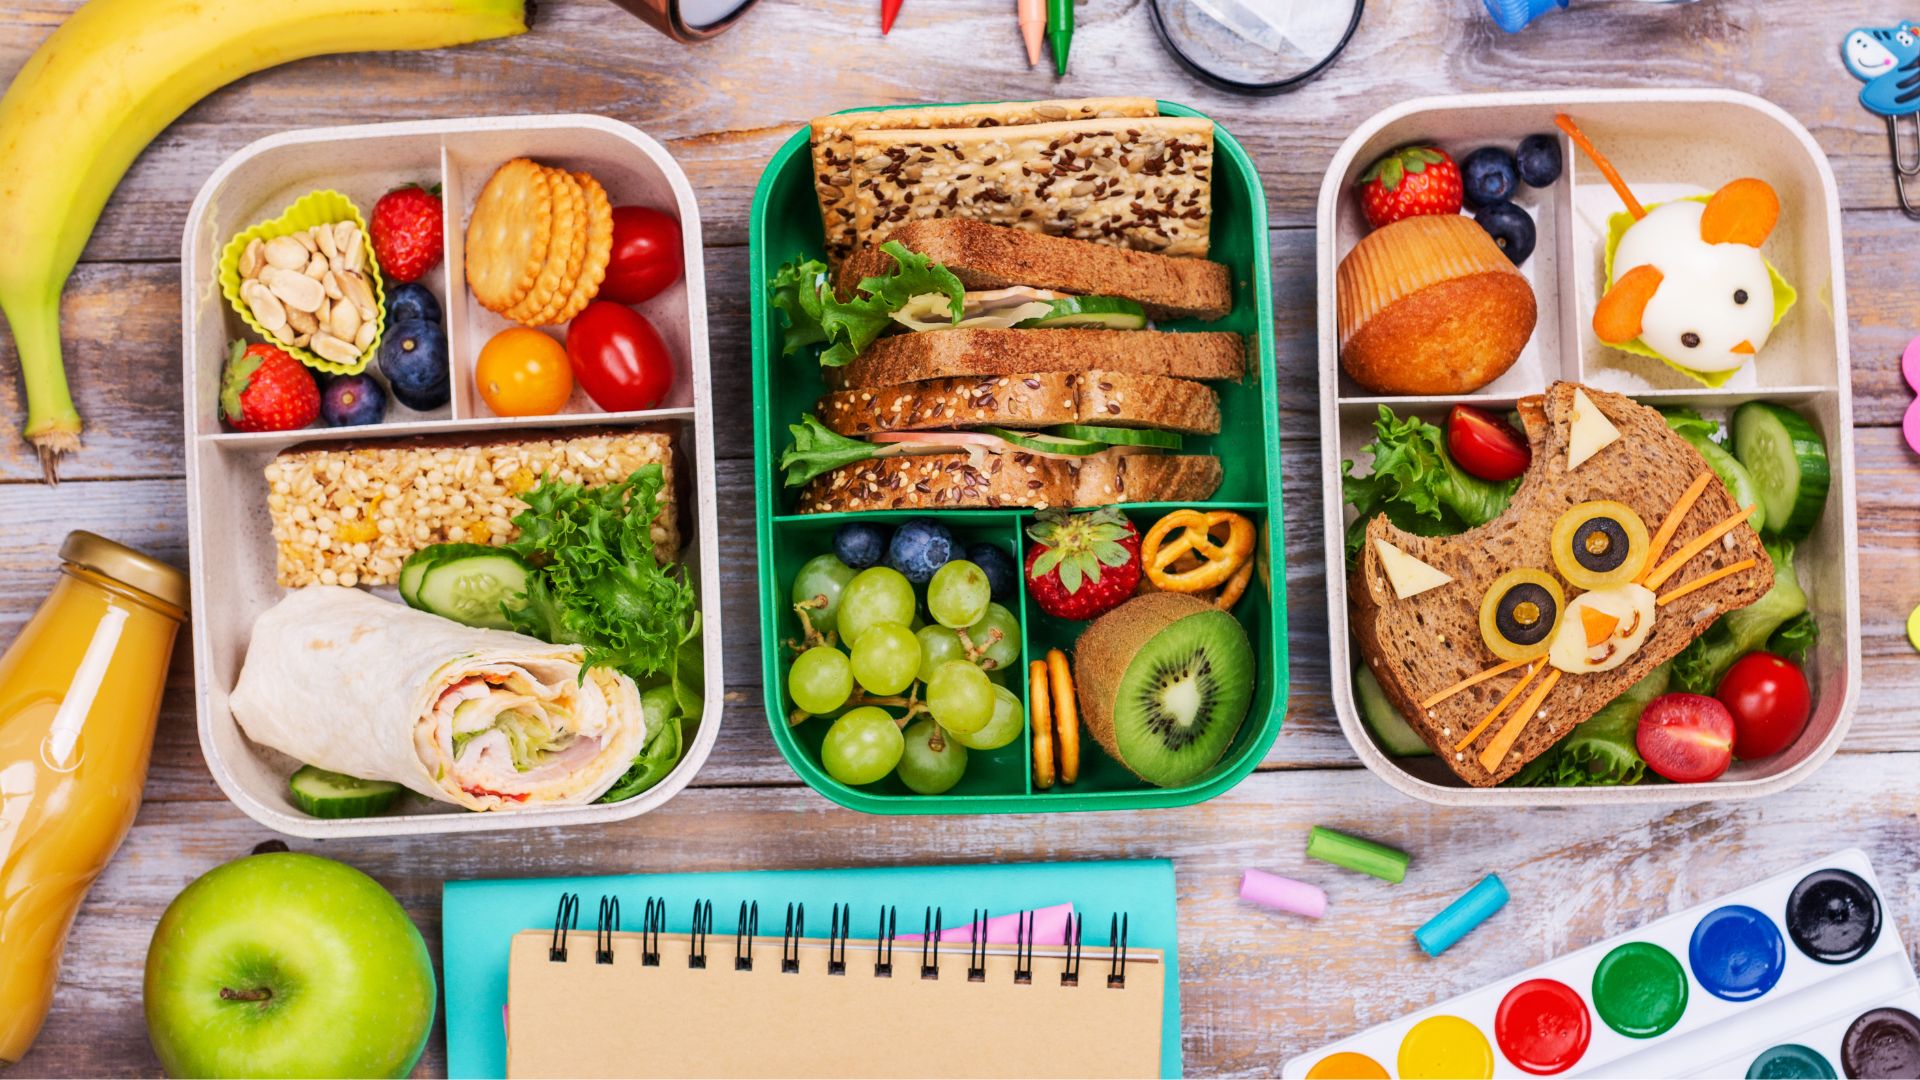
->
[[385, 282, 442, 325], [833, 521, 890, 570], [885, 517, 956, 585], [320, 373, 387, 427], [1516, 133, 1562, 188], [966, 542, 1018, 602], [1460, 146, 1519, 209], [378, 318, 450, 411], [1475, 201, 1536, 266]]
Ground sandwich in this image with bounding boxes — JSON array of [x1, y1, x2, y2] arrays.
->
[[770, 219, 1242, 513], [1349, 383, 1774, 786]]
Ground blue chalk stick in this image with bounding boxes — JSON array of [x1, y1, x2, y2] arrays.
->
[[1415, 874, 1509, 957]]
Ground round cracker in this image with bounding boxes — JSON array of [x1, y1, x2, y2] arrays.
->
[[521, 170, 592, 326], [465, 158, 552, 313], [506, 166, 585, 325], [552, 170, 616, 324]]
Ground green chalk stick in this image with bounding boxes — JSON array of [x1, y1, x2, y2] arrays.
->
[[1307, 826, 1408, 883]]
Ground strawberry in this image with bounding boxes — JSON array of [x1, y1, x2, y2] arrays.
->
[[1023, 508, 1142, 621], [1358, 146, 1463, 229], [369, 183, 443, 283], [220, 340, 318, 432]]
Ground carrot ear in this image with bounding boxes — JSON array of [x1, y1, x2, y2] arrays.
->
[[1593, 264, 1664, 343], [1700, 178, 1780, 247]]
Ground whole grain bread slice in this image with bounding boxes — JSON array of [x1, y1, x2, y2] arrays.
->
[[816, 370, 1219, 437], [809, 97, 1159, 264], [1348, 383, 1775, 787], [794, 450, 1221, 514], [824, 328, 1244, 391], [837, 219, 1231, 321]]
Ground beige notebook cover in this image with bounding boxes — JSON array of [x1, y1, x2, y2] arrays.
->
[[506, 929, 1165, 1078]]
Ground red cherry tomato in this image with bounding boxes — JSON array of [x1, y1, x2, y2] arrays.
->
[[1715, 652, 1811, 760], [598, 206, 683, 305], [1447, 404, 1531, 481], [565, 301, 675, 413], [1636, 693, 1735, 783]]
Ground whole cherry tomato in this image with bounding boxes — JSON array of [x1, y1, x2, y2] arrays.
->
[[1715, 652, 1811, 760], [566, 301, 675, 413], [1636, 693, 1735, 783], [598, 207, 683, 305], [1447, 404, 1531, 481], [475, 328, 572, 417]]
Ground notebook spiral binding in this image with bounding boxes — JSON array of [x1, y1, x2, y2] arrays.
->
[[546, 896, 1133, 987]]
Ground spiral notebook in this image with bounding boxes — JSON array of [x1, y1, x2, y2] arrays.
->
[[443, 861, 1181, 1079]]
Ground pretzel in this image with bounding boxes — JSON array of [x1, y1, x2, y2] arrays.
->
[[1141, 510, 1255, 593]]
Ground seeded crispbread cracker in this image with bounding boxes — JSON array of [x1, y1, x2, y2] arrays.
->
[[850, 116, 1214, 258], [809, 97, 1159, 264]]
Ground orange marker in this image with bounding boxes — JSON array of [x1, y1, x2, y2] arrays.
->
[[882, 0, 903, 34], [1017, 0, 1046, 66]]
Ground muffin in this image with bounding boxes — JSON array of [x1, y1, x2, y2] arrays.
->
[[1337, 215, 1537, 395]]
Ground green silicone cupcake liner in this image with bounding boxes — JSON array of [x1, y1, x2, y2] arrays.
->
[[1601, 196, 1797, 389], [218, 189, 387, 376]]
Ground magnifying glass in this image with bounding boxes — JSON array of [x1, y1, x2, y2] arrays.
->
[[606, 0, 762, 43], [1149, 0, 1364, 95]]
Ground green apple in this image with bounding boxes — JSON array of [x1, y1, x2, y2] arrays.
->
[[143, 852, 435, 1078]]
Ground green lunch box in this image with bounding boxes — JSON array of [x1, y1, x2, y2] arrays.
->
[[749, 100, 1287, 814]]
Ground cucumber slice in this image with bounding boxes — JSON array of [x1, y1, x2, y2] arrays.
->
[[979, 426, 1109, 456], [288, 765, 402, 819], [1354, 665, 1432, 757], [1731, 402, 1829, 540], [1051, 424, 1184, 450], [1664, 415, 1766, 536], [416, 551, 532, 630], [399, 543, 500, 609], [1014, 295, 1148, 330]]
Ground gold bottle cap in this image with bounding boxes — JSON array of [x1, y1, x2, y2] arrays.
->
[[60, 530, 190, 612]]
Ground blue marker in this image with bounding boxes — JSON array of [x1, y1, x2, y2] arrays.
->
[[1416, 874, 1509, 957]]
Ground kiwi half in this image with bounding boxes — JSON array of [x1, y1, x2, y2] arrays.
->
[[1072, 593, 1254, 788]]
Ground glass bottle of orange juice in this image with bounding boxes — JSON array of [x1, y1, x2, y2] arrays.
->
[[0, 531, 187, 1065]]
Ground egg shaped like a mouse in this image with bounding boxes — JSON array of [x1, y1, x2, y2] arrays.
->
[[1593, 178, 1781, 376]]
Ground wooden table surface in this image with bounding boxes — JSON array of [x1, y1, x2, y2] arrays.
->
[[4, 0, 1918, 1074]]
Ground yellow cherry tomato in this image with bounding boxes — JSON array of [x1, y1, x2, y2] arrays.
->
[[476, 328, 572, 416]]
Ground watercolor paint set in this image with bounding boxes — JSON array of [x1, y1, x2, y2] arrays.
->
[[1283, 849, 1917, 1079]]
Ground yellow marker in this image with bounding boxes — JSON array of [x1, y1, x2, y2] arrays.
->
[[1908, 603, 1920, 653], [1306, 1050, 1389, 1079], [1398, 1015, 1494, 1080]]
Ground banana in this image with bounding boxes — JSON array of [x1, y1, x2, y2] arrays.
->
[[0, 0, 529, 480]]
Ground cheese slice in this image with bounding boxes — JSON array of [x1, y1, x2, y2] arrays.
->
[[1374, 538, 1453, 599], [1566, 387, 1621, 471]]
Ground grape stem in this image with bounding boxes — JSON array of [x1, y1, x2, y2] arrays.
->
[[784, 595, 837, 654], [787, 689, 930, 729], [954, 627, 1003, 669]]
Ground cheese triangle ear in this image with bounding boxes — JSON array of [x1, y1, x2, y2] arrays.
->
[[1373, 538, 1453, 600], [1566, 387, 1621, 471], [1593, 264, 1663, 344], [1700, 178, 1780, 247]]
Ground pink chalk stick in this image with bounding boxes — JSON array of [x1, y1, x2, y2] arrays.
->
[[1240, 869, 1327, 918], [896, 902, 1074, 946]]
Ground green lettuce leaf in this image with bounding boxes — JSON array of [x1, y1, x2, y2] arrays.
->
[[779, 413, 877, 487], [1671, 540, 1810, 694], [1507, 665, 1667, 788], [504, 464, 699, 686], [1341, 406, 1518, 564], [1768, 612, 1817, 662], [768, 241, 966, 367], [596, 686, 685, 803]]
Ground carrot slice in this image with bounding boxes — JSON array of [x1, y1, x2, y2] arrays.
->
[[1582, 607, 1622, 647], [1556, 113, 1645, 220], [1699, 178, 1780, 247], [1637, 471, 1715, 584], [1593, 264, 1664, 344], [1419, 656, 1531, 711], [1452, 661, 1543, 753], [1657, 558, 1758, 607], [1478, 670, 1563, 774], [1641, 504, 1759, 591]]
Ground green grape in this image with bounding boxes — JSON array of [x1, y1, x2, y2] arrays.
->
[[927, 560, 991, 629], [821, 706, 905, 786], [849, 622, 920, 696], [791, 554, 856, 635], [925, 660, 994, 735], [837, 566, 916, 646], [914, 625, 966, 683], [896, 717, 968, 795], [788, 645, 852, 715], [964, 602, 1022, 671], [948, 685, 1024, 751]]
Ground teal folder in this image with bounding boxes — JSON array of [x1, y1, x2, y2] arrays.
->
[[442, 859, 1181, 1078]]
